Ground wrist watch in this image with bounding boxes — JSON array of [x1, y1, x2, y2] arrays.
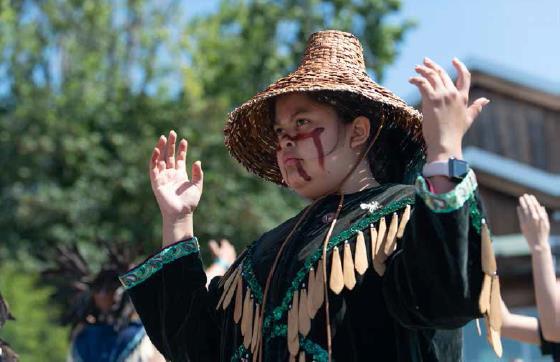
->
[[422, 157, 470, 182]]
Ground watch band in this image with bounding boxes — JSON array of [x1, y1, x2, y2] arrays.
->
[[422, 158, 470, 181], [422, 161, 450, 178]]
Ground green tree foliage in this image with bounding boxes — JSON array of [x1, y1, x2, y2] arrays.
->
[[0, 0, 412, 255], [0, 262, 70, 361], [0, 0, 412, 357]]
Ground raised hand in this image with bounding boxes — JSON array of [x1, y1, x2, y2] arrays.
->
[[208, 239, 237, 268], [409, 57, 490, 163], [150, 130, 203, 246], [517, 194, 551, 252]]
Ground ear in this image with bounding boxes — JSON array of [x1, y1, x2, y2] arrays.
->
[[349, 116, 371, 149]]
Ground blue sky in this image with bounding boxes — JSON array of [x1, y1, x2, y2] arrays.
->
[[186, 0, 560, 102], [383, 0, 560, 101]]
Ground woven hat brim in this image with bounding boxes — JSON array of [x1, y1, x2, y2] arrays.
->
[[224, 70, 424, 185]]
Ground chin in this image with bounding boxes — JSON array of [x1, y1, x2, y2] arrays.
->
[[289, 181, 331, 200]]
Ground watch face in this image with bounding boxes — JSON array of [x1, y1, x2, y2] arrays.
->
[[449, 159, 470, 180]]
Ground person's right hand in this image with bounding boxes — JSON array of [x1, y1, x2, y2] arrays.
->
[[517, 194, 550, 252], [209, 239, 237, 268], [150, 131, 203, 245]]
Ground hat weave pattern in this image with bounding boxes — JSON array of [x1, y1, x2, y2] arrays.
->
[[224, 30, 423, 184]]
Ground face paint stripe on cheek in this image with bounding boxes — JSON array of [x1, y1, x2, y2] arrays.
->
[[287, 128, 326, 169], [295, 160, 312, 181], [309, 128, 325, 169]]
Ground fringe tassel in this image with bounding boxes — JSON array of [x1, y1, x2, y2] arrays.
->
[[251, 304, 261, 353], [217, 267, 240, 310], [478, 219, 503, 358], [329, 246, 344, 294], [370, 225, 378, 260], [481, 221, 497, 275], [306, 267, 316, 318], [233, 275, 243, 323], [311, 259, 324, 314], [479, 274, 491, 314], [383, 212, 399, 255], [489, 277, 502, 331], [287, 291, 300, 356], [298, 289, 311, 336], [397, 205, 411, 239], [343, 241, 356, 290], [241, 289, 252, 337], [485, 317, 503, 358], [243, 297, 254, 348], [354, 231, 368, 275], [222, 271, 240, 310]]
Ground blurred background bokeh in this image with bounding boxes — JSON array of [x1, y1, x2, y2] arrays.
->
[[0, 0, 558, 360]]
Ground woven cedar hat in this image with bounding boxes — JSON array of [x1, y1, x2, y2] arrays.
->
[[224, 30, 424, 185]]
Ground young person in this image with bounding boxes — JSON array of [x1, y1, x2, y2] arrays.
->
[[120, 30, 499, 361], [500, 194, 559, 361]]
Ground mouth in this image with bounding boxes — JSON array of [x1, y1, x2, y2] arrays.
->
[[283, 156, 301, 166]]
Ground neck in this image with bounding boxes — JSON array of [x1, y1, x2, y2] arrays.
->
[[338, 158, 379, 194]]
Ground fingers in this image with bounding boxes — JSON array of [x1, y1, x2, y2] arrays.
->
[[191, 160, 204, 191], [166, 130, 177, 169], [414, 64, 445, 91], [176, 139, 188, 171], [538, 204, 550, 224], [409, 76, 435, 100], [519, 194, 530, 216], [527, 195, 540, 219], [516, 206, 525, 226], [519, 194, 548, 222], [208, 239, 220, 257], [150, 147, 161, 178], [156, 135, 167, 172], [466, 97, 490, 122], [452, 58, 471, 98], [423, 57, 455, 90]]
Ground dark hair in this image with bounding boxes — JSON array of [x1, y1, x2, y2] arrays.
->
[[271, 90, 424, 184]]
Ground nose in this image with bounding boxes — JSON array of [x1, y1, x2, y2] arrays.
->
[[278, 135, 295, 151]]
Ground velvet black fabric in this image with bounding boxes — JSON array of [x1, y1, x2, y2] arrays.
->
[[126, 183, 486, 361]]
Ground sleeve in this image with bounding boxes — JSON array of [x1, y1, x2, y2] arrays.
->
[[119, 237, 221, 362], [383, 170, 486, 329], [540, 322, 560, 359]]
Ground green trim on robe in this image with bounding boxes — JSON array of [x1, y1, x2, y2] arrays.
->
[[416, 169, 478, 213], [119, 237, 199, 289]]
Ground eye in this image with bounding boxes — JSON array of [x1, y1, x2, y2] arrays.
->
[[274, 127, 284, 136], [295, 118, 310, 128]]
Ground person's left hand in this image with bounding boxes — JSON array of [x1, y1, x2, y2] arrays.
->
[[409, 57, 490, 163]]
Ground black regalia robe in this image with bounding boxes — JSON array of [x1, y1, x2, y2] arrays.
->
[[120, 171, 500, 361]]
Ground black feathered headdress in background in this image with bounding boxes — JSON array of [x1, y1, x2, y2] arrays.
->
[[0, 292, 18, 362], [41, 240, 144, 334]]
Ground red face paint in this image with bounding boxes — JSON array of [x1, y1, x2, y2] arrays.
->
[[280, 127, 326, 169], [295, 160, 312, 181]]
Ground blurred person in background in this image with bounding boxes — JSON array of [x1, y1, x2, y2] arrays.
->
[[501, 194, 559, 361], [64, 269, 165, 362], [205, 239, 237, 287], [63, 240, 233, 362]]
